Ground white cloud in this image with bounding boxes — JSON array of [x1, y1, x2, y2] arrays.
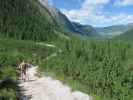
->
[[61, 0, 133, 26], [83, 0, 110, 5], [114, 0, 133, 6], [62, 0, 109, 23]]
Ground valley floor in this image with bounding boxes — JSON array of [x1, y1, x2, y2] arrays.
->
[[19, 66, 92, 100]]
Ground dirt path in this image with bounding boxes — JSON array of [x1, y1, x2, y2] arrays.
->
[[19, 43, 92, 100], [19, 66, 92, 100], [36, 42, 56, 48]]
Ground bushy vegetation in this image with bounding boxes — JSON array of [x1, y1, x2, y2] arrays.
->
[[0, 38, 56, 99], [40, 39, 133, 100]]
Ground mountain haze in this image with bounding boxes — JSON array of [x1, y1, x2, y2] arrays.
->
[[96, 24, 133, 38], [116, 28, 133, 41]]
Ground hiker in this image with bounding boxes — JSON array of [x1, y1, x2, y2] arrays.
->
[[19, 60, 29, 81]]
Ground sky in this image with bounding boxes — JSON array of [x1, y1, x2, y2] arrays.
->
[[48, 0, 133, 27]]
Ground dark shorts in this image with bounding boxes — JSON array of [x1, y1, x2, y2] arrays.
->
[[21, 70, 26, 75]]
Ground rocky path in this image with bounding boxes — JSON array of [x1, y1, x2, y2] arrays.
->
[[19, 66, 92, 100]]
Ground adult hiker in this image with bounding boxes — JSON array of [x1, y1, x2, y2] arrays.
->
[[19, 60, 29, 81]]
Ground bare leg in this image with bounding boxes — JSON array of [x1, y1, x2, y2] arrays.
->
[[23, 71, 27, 82], [26, 71, 29, 81], [22, 72, 24, 80], [21, 71, 25, 81], [25, 68, 29, 81], [21, 71, 23, 80]]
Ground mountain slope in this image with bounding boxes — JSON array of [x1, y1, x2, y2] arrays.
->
[[39, 0, 76, 33], [116, 28, 133, 41], [0, 0, 58, 41], [96, 24, 133, 38], [72, 22, 99, 37], [39, 0, 99, 37], [0, 0, 99, 41]]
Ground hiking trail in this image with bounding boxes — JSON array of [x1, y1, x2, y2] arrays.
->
[[19, 43, 92, 100]]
